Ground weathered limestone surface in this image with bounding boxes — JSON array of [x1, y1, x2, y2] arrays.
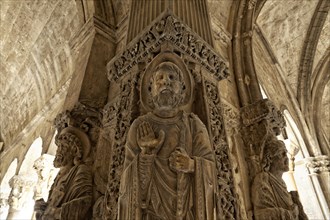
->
[[257, 0, 318, 93], [0, 1, 329, 220], [0, 0, 84, 149]]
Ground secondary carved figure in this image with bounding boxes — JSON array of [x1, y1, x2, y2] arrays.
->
[[252, 138, 307, 220], [34, 127, 93, 220]]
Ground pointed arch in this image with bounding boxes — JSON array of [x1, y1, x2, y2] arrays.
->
[[282, 109, 329, 219], [311, 48, 330, 155], [297, 0, 329, 115], [19, 137, 43, 175]]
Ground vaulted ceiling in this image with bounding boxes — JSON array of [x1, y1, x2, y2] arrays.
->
[[0, 0, 84, 148], [0, 0, 329, 170], [255, 0, 329, 155]]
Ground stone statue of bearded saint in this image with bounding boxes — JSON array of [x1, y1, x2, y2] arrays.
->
[[118, 61, 217, 220], [251, 138, 308, 220], [34, 127, 93, 220]]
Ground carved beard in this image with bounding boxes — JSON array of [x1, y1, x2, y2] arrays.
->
[[54, 152, 73, 168], [152, 90, 182, 109], [53, 154, 65, 168]]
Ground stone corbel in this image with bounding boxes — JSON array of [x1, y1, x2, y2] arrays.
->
[[305, 155, 330, 174]]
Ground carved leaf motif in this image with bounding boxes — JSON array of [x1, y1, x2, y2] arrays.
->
[[104, 80, 135, 219], [204, 80, 237, 220], [107, 13, 229, 83]]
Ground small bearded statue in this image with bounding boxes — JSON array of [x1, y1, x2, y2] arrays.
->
[[118, 61, 217, 220], [252, 138, 308, 220], [34, 127, 92, 220]]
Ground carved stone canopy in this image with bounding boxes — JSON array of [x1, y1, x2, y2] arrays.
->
[[106, 10, 230, 82]]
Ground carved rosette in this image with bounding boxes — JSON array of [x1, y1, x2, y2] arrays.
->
[[104, 79, 136, 219], [107, 11, 229, 83], [204, 80, 238, 219], [305, 155, 330, 174]]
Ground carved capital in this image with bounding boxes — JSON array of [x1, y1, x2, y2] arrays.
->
[[8, 175, 37, 209], [54, 102, 102, 144], [241, 99, 285, 135], [305, 155, 330, 174], [54, 110, 71, 132], [33, 154, 57, 200], [241, 99, 286, 179], [9, 175, 36, 190]]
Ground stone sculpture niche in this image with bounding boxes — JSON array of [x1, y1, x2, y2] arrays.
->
[[34, 126, 93, 220], [101, 12, 239, 219], [118, 58, 217, 219]]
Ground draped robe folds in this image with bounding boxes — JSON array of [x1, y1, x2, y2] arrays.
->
[[39, 164, 93, 220], [118, 111, 217, 220], [252, 172, 299, 220]]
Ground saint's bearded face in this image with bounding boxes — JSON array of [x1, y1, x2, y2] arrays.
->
[[54, 141, 74, 168], [151, 66, 183, 109], [271, 147, 289, 173]]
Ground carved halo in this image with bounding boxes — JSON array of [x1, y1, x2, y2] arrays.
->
[[140, 52, 193, 112], [59, 126, 91, 162]]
